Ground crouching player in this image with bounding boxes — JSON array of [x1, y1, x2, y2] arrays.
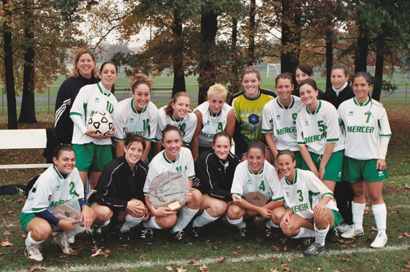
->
[[20, 145, 94, 261], [88, 133, 149, 247], [271, 150, 342, 256], [227, 141, 284, 241]]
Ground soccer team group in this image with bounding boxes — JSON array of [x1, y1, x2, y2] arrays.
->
[[20, 49, 391, 261]]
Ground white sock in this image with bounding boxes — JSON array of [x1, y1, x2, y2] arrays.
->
[[26, 231, 43, 246], [120, 214, 143, 232], [226, 216, 246, 229], [291, 227, 315, 239], [265, 220, 280, 229], [372, 203, 387, 232], [314, 224, 329, 246], [352, 201, 365, 229], [192, 210, 219, 228], [143, 216, 162, 229], [172, 206, 199, 233]]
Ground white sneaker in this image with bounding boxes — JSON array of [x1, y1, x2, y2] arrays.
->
[[336, 223, 351, 233], [25, 243, 43, 261], [341, 225, 364, 239], [54, 232, 73, 254], [68, 235, 75, 244], [370, 232, 388, 248]]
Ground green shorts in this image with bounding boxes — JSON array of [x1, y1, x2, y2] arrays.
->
[[73, 143, 112, 172], [301, 150, 343, 182], [342, 156, 388, 183], [19, 212, 36, 233], [331, 209, 343, 231]]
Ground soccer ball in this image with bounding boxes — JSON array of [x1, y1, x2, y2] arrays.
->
[[87, 112, 113, 135]]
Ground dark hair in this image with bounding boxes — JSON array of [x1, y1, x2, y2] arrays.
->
[[277, 149, 295, 162], [331, 63, 349, 76], [247, 141, 265, 155], [54, 144, 75, 159], [72, 49, 98, 79], [165, 92, 191, 117], [212, 131, 232, 145], [100, 61, 118, 94], [295, 64, 314, 77], [124, 133, 146, 151], [241, 66, 261, 83], [275, 72, 293, 86], [130, 73, 153, 94], [162, 124, 182, 141], [352, 71, 372, 85], [299, 78, 318, 92]]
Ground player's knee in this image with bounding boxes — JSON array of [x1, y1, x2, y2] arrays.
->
[[209, 202, 227, 216], [95, 206, 113, 222], [32, 224, 52, 240], [191, 189, 203, 205], [158, 214, 177, 229], [226, 205, 241, 219], [130, 209, 145, 218]]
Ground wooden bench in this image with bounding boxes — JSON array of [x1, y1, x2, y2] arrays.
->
[[0, 129, 52, 169]]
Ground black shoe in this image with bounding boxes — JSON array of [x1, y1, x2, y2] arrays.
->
[[327, 229, 339, 243], [141, 228, 154, 245], [213, 217, 227, 232], [192, 226, 210, 242], [174, 230, 192, 245], [234, 228, 246, 241], [244, 217, 256, 230], [119, 230, 130, 246], [89, 229, 105, 248], [302, 237, 315, 247], [303, 242, 325, 256]]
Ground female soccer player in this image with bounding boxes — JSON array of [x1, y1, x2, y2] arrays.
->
[[271, 150, 342, 256], [70, 61, 118, 189], [89, 133, 149, 247], [191, 84, 236, 160], [20, 145, 94, 261], [292, 64, 324, 99], [338, 72, 391, 248], [55, 49, 100, 145], [230, 66, 277, 161], [154, 92, 197, 155], [113, 73, 158, 162], [143, 125, 202, 244], [226, 141, 283, 241], [262, 73, 304, 170], [296, 78, 344, 193], [323, 63, 354, 109], [191, 132, 240, 241]]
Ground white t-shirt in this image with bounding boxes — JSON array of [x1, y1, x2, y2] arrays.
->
[[22, 165, 84, 214], [296, 100, 344, 154], [262, 96, 304, 151], [70, 83, 118, 145], [338, 97, 391, 160], [143, 147, 195, 194], [194, 101, 233, 147], [113, 98, 158, 141]]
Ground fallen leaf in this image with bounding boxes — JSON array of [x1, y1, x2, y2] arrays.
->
[[287, 258, 292, 263], [176, 267, 187, 272], [270, 269, 278, 272], [22, 234, 27, 239], [233, 251, 241, 257], [165, 266, 173, 271], [390, 210, 399, 215], [403, 232, 410, 237], [27, 264, 47, 271], [280, 238, 287, 244], [140, 254, 146, 259], [281, 264, 290, 271], [273, 245, 280, 251], [199, 264, 207, 271], [15, 196, 26, 203], [215, 257, 226, 263], [3, 230, 10, 236], [257, 254, 263, 258], [90, 248, 109, 258], [270, 256, 278, 261], [216, 241, 222, 245], [236, 245, 243, 249], [3, 199, 12, 203], [0, 252, 4, 256], [256, 237, 263, 242], [405, 262, 410, 269], [1, 240, 13, 247], [212, 245, 218, 250]]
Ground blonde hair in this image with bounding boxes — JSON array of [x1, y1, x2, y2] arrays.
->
[[207, 84, 227, 100], [129, 73, 153, 94], [71, 49, 98, 79]]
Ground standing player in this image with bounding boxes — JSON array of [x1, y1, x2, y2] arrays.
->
[[271, 150, 342, 256], [296, 78, 344, 193], [143, 125, 202, 244], [154, 92, 197, 155], [292, 64, 325, 99], [19, 145, 94, 261], [113, 73, 158, 162], [226, 141, 283, 241], [70, 61, 118, 189], [191, 84, 236, 160], [338, 72, 391, 248], [230, 66, 277, 161], [262, 73, 304, 170]]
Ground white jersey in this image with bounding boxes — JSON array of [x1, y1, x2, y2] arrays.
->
[[296, 100, 344, 154], [231, 160, 281, 201], [113, 98, 158, 142], [155, 106, 197, 145], [143, 147, 195, 194], [194, 101, 233, 147], [338, 98, 391, 160], [70, 83, 118, 145], [262, 96, 304, 151], [277, 169, 338, 219], [22, 165, 84, 214]]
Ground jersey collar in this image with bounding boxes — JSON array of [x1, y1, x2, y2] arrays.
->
[[163, 151, 180, 164], [247, 162, 264, 175], [97, 83, 112, 97], [209, 108, 222, 117], [285, 169, 297, 185], [131, 99, 148, 114], [277, 96, 295, 109], [243, 89, 261, 100], [53, 165, 69, 180], [306, 100, 321, 115], [353, 97, 371, 107]]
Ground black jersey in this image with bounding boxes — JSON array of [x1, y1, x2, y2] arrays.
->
[[323, 85, 354, 109]]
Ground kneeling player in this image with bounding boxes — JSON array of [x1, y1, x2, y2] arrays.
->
[[271, 150, 342, 256], [88, 133, 149, 247], [226, 141, 284, 241]]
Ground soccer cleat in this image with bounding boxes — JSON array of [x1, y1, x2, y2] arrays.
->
[[336, 223, 351, 233], [370, 232, 388, 248], [192, 226, 210, 242], [234, 228, 246, 242], [174, 230, 192, 245], [54, 232, 73, 254], [327, 229, 339, 243], [141, 228, 154, 245], [302, 237, 315, 247], [24, 243, 43, 261], [341, 225, 364, 239], [213, 217, 227, 232], [303, 242, 326, 256], [68, 235, 75, 244], [119, 230, 131, 246], [87, 228, 105, 248]]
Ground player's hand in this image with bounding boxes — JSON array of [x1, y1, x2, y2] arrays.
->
[[232, 194, 242, 203], [127, 199, 146, 215], [319, 164, 326, 180], [280, 213, 291, 229], [185, 192, 193, 203], [154, 207, 176, 217], [141, 212, 150, 221], [265, 148, 273, 164], [85, 130, 104, 139], [313, 202, 326, 216], [57, 219, 78, 231], [258, 207, 273, 219], [80, 205, 94, 228], [103, 127, 116, 139], [376, 159, 386, 171]]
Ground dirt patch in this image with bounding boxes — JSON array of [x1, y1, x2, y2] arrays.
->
[[383, 185, 410, 195]]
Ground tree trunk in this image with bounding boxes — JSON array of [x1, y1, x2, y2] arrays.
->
[[373, 32, 385, 101], [229, 17, 241, 95], [2, 0, 18, 129], [171, 9, 186, 98], [354, 29, 368, 73], [197, 10, 217, 105], [280, 0, 300, 75], [247, 0, 256, 66], [325, 29, 333, 91]]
